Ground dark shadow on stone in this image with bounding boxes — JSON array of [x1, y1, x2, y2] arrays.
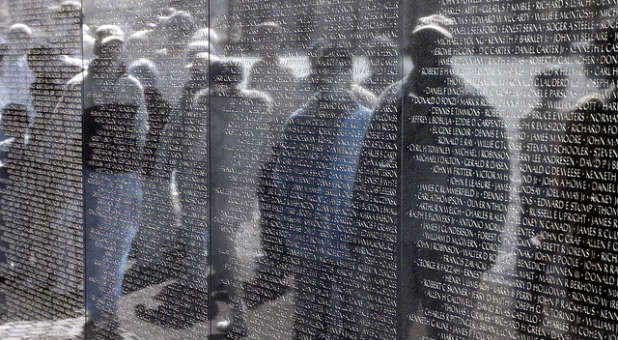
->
[[134, 282, 210, 329]]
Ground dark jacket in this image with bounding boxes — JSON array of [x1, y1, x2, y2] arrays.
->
[[351, 71, 510, 340], [260, 91, 372, 262], [251, 90, 371, 339], [80, 60, 147, 173]]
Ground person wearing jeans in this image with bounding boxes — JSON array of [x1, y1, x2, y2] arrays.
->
[[84, 170, 142, 325], [59, 28, 146, 339]]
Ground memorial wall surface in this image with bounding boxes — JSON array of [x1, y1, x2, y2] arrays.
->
[[0, 0, 83, 322], [0, 1, 617, 340]]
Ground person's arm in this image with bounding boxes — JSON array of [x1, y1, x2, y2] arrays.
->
[[246, 109, 297, 310]]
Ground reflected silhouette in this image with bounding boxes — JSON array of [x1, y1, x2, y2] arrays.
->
[[81, 33, 146, 339], [251, 46, 371, 340], [0, 3, 617, 340]]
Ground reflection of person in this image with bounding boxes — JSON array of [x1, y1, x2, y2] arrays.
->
[[352, 15, 510, 340], [128, 58, 170, 176], [0, 24, 34, 118], [179, 51, 218, 113], [135, 60, 271, 333], [154, 10, 197, 106], [25, 45, 81, 299], [46, 1, 82, 59], [121, 58, 176, 300], [204, 60, 272, 335], [250, 47, 372, 340], [129, 54, 213, 292], [518, 67, 570, 340], [567, 24, 618, 340], [247, 22, 298, 138], [361, 35, 399, 99], [79, 34, 147, 339], [0, 26, 35, 293]]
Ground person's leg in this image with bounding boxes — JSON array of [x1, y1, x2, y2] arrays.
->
[[84, 170, 141, 328], [134, 171, 210, 329], [83, 179, 102, 323], [210, 219, 235, 291], [122, 174, 172, 295], [110, 173, 142, 301], [290, 259, 337, 340]]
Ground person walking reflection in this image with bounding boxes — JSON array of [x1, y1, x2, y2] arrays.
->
[[249, 46, 372, 340], [132, 54, 215, 329], [80, 35, 147, 339], [205, 60, 272, 336], [120, 58, 175, 295], [352, 14, 510, 340], [247, 22, 298, 140]]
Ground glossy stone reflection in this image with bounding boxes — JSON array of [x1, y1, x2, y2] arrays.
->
[[0, 1, 617, 340]]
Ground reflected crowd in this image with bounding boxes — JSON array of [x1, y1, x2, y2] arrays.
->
[[0, 1, 617, 340]]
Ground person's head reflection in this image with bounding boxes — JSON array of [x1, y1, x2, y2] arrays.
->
[[128, 58, 160, 90], [93, 25, 124, 58], [406, 14, 454, 72], [94, 25, 124, 42], [310, 46, 353, 93], [254, 22, 283, 60], [161, 11, 196, 54], [210, 60, 243, 93], [93, 36, 126, 80], [6, 24, 32, 56], [534, 67, 569, 107]]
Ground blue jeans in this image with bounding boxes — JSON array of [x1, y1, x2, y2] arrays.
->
[[84, 169, 142, 322]]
